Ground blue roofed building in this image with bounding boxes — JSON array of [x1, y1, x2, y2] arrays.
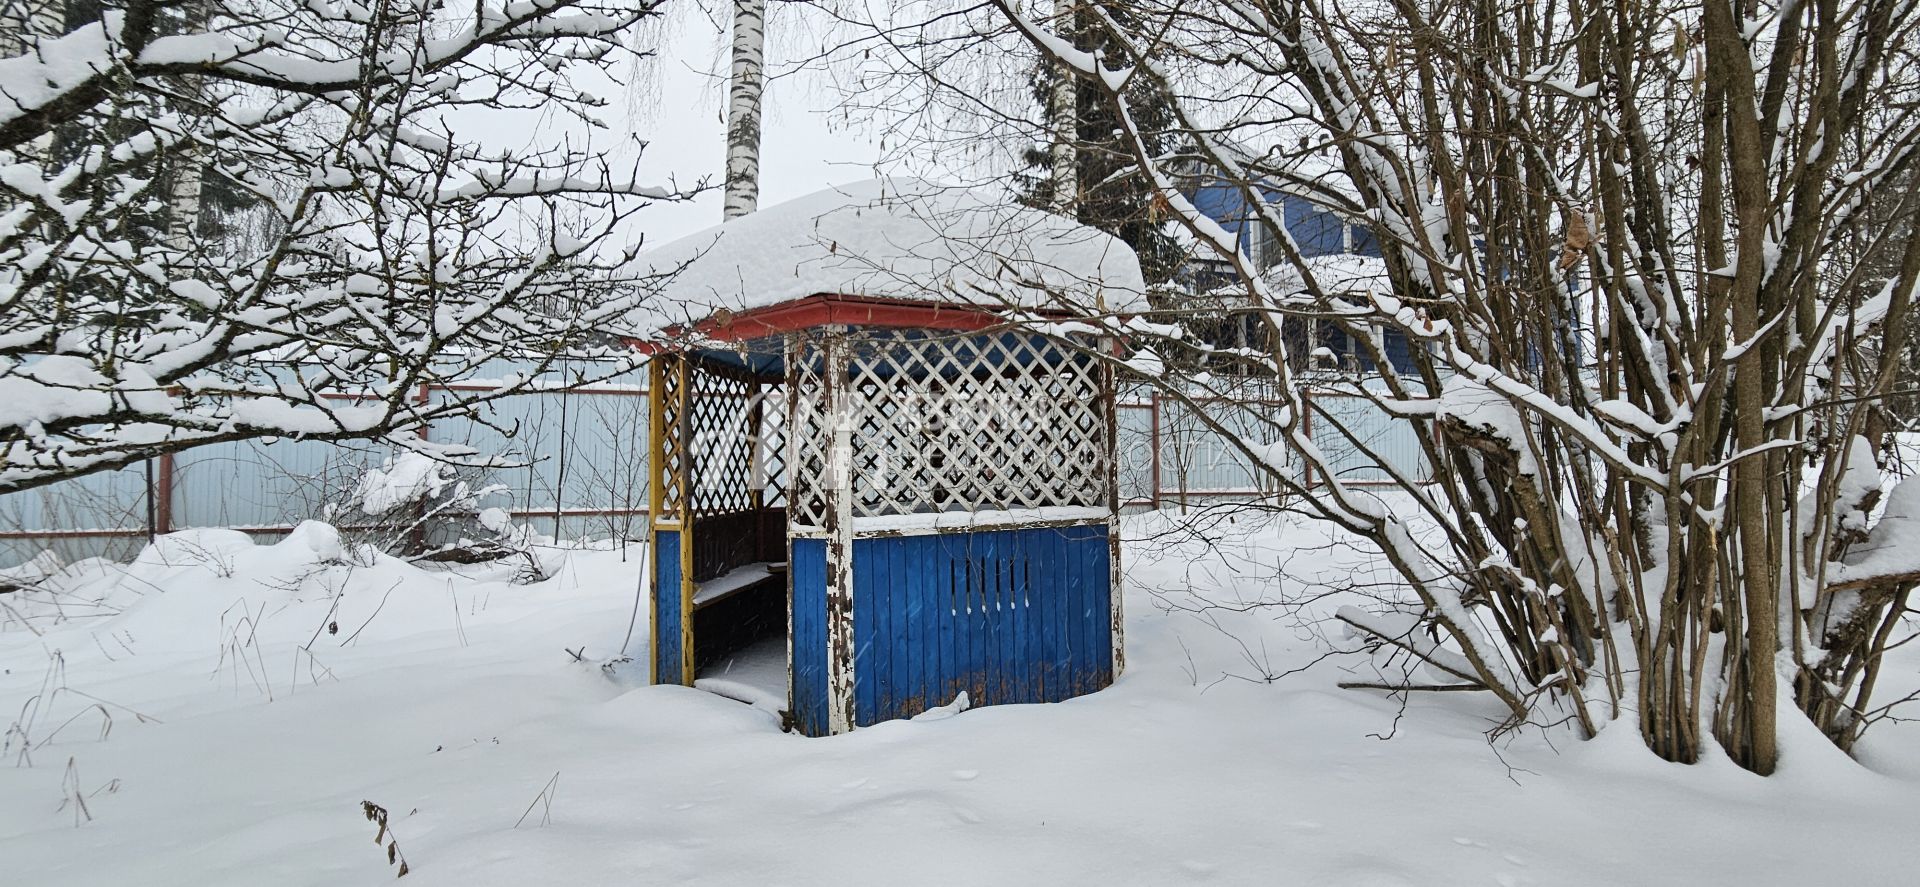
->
[[1172, 152, 1422, 377]]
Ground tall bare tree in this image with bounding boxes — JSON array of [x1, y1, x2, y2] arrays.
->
[[844, 0, 1920, 772]]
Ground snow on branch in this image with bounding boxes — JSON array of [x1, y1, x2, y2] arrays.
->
[[943, 0, 1920, 766], [0, 0, 692, 493]]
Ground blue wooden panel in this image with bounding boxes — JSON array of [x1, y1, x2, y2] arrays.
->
[[937, 536, 959, 706], [1079, 523, 1116, 692], [1032, 527, 1058, 699], [790, 538, 830, 737], [848, 525, 1113, 726], [959, 532, 987, 710], [912, 535, 932, 709], [891, 538, 916, 716], [1009, 531, 1031, 703], [1065, 524, 1090, 694], [651, 530, 685, 685], [852, 541, 879, 725], [980, 530, 1001, 705]]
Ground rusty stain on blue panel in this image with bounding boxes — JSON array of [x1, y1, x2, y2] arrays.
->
[[790, 538, 830, 737]]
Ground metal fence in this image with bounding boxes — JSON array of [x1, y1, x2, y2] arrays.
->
[[1, 377, 1428, 567], [0, 360, 652, 566], [1115, 388, 1430, 508]]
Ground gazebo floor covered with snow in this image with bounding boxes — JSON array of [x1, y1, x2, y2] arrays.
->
[[646, 299, 1123, 737]]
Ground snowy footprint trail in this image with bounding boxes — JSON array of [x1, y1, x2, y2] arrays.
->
[[2, 515, 1917, 886]]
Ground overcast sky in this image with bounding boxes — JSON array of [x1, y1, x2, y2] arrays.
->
[[605, 18, 892, 251]]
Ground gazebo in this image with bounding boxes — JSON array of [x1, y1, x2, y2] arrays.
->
[[636, 180, 1145, 736]]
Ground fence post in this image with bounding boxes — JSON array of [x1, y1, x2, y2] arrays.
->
[[1302, 390, 1314, 490], [412, 384, 432, 553], [155, 453, 174, 535], [1148, 390, 1162, 509]]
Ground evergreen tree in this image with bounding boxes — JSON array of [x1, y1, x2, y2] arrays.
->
[[1015, 3, 1185, 285]]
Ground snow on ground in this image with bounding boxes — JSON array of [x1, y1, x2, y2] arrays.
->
[[2, 512, 1918, 886]]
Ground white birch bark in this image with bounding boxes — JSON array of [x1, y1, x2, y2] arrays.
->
[[167, 144, 203, 252], [723, 0, 765, 220], [166, 0, 208, 254], [1047, 0, 1076, 213]]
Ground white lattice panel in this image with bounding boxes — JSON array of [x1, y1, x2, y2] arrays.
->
[[659, 355, 787, 520], [788, 335, 835, 528], [788, 328, 1109, 528]]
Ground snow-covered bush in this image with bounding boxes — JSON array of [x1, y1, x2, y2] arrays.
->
[[326, 452, 545, 576], [0, 0, 685, 495], [0, 549, 63, 593]]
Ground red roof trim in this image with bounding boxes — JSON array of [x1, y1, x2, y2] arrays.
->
[[630, 294, 1064, 352]]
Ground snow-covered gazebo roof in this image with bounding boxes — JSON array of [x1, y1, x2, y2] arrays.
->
[[629, 178, 1147, 338]]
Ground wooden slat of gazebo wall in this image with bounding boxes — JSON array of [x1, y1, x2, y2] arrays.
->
[[846, 523, 1113, 728], [651, 529, 686, 686], [789, 537, 831, 736]]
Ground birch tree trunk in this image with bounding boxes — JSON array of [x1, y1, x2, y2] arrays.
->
[[1046, 0, 1076, 213], [723, 0, 765, 220], [166, 0, 208, 256]]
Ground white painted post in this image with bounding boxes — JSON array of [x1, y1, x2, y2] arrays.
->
[[783, 333, 799, 721], [1099, 312, 1124, 677]]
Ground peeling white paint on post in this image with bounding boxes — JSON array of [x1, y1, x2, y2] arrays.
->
[[821, 329, 857, 734], [783, 333, 800, 722], [1099, 313, 1125, 677]]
